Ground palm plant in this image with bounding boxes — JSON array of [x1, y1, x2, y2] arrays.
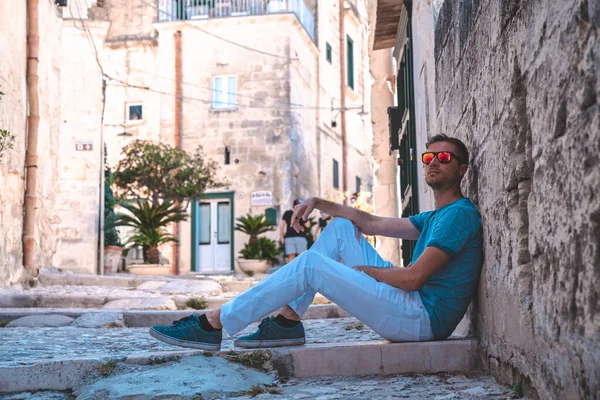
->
[[124, 229, 178, 265], [110, 199, 188, 264], [234, 214, 274, 245]]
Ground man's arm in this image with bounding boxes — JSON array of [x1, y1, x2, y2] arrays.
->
[[291, 197, 420, 240], [354, 246, 451, 291]]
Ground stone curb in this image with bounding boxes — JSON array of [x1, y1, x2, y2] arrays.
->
[[0, 304, 350, 327], [0, 294, 232, 310], [0, 339, 478, 393]]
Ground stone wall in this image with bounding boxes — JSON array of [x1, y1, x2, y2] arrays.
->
[[0, 0, 69, 285], [0, 0, 28, 286], [434, 0, 599, 398], [0, 0, 109, 285]]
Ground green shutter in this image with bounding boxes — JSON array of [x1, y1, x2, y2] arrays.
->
[[326, 42, 332, 64], [346, 35, 354, 90]]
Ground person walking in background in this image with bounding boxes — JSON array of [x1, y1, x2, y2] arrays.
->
[[316, 211, 332, 239], [280, 199, 308, 262]]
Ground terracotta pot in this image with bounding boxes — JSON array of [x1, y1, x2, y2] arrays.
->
[[128, 264, 171, 276], [104, 246, 123, 274], [237, 259, 271, 274]]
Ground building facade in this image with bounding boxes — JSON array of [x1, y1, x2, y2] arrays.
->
[[68, 0, 374, 274], [0, 0, 107, 286]]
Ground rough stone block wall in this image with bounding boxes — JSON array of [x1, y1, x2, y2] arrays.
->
[[434, 0, 599, 398]]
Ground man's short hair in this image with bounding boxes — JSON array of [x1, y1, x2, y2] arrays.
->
[[426, 134, 469, 165], [293, 199, 302, 207]]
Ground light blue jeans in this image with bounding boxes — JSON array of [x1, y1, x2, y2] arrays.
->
[[221, 217, 433, 341]]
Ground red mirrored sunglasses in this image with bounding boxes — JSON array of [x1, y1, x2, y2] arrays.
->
[[421, 151, 461, 164]]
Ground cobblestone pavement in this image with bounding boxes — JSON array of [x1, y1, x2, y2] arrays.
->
[[0, 374, 521, 399], [0, 317, 380, 365]]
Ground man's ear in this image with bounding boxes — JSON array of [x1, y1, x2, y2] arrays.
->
[[459, 164, 468, 178]]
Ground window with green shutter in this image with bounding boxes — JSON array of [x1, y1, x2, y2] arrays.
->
[[326, 42, 332, 64], [346, 35, 354, 90]]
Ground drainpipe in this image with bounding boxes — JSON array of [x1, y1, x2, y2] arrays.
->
[[23, 0, 40, 276], [339, 0, 348, 204], [171, 30, 182, 275]]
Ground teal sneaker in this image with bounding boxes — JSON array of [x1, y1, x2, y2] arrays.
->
[[149, 314, 222, 351], [234, 316, 305, 348]]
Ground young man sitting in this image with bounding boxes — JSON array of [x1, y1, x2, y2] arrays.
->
[[149, 134, 483, 349]]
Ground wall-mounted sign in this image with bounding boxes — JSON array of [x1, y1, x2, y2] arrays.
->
[[251, 191, 272, 206], [75, 140, 93, 151]]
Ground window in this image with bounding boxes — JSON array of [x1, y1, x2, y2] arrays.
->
[[346, 35, 354, 90], [212, 75, 237, 110], [217, 202, 230, 244], [333, 159, 339, 189], [326, 42, 332, 64], [355, 176, 361, 193], [199, 203, 211, 245], [126, 103, 143, 123]]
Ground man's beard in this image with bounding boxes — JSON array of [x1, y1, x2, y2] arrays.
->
[[426, 174, 459, 191]]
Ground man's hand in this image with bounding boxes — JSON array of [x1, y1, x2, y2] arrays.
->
[[290, 198, 317, 232], [353, 266, 377, 279]]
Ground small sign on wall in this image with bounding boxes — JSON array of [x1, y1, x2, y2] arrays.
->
[[75, 140, 93, 151], [251, 191, 273, 206]]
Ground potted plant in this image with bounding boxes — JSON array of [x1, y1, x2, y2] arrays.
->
[[103, 162, 123, 274], [235, 214, 280, 274], [110, 199, 187, 275], [109, 140, 225, 274]]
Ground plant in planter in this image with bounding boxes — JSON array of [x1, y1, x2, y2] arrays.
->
[[112, 200, 187, 264], [235, 214, 281, 274], [109, 140, 225, 272], [239, 237, 281, 264], [235, 214, 274, 245]]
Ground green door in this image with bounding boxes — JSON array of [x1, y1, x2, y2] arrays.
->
[[396, 2, 419, 267]]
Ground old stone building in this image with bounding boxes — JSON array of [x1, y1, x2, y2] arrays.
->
[[83, 0, 374, 274], [0, 0, 374, 282], [0, 0, 107, 286], [370, 0, 599, 398]]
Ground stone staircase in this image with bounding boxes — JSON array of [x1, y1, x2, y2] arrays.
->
[[0, 271, 492, 398]]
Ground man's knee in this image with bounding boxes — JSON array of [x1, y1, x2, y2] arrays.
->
[[295, 250, 326, 271], [328, 217, 355, 232]]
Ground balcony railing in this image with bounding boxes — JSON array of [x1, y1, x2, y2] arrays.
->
[[158, 0, 315, 41]]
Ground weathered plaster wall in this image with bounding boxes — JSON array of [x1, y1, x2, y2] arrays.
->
[[52, 20, 109, 274], [366, 0, 401, 266], [0, 0, 28, 286], [316, 1, 374, 198], [435, 0, 599, 398], [0, 0, 71, 285]]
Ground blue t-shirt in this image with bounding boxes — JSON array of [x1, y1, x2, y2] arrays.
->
[[408, 197, 483, 340]]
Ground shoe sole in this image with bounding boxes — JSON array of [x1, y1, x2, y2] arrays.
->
[[149, 328, 221, 351], [234, 338, 306, 348]]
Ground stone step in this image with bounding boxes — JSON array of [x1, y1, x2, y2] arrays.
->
[[0, 304, 350, 327], [0, 293, 232, 310], [37, 271, 262, 292], [0, 339, 478, 393]]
